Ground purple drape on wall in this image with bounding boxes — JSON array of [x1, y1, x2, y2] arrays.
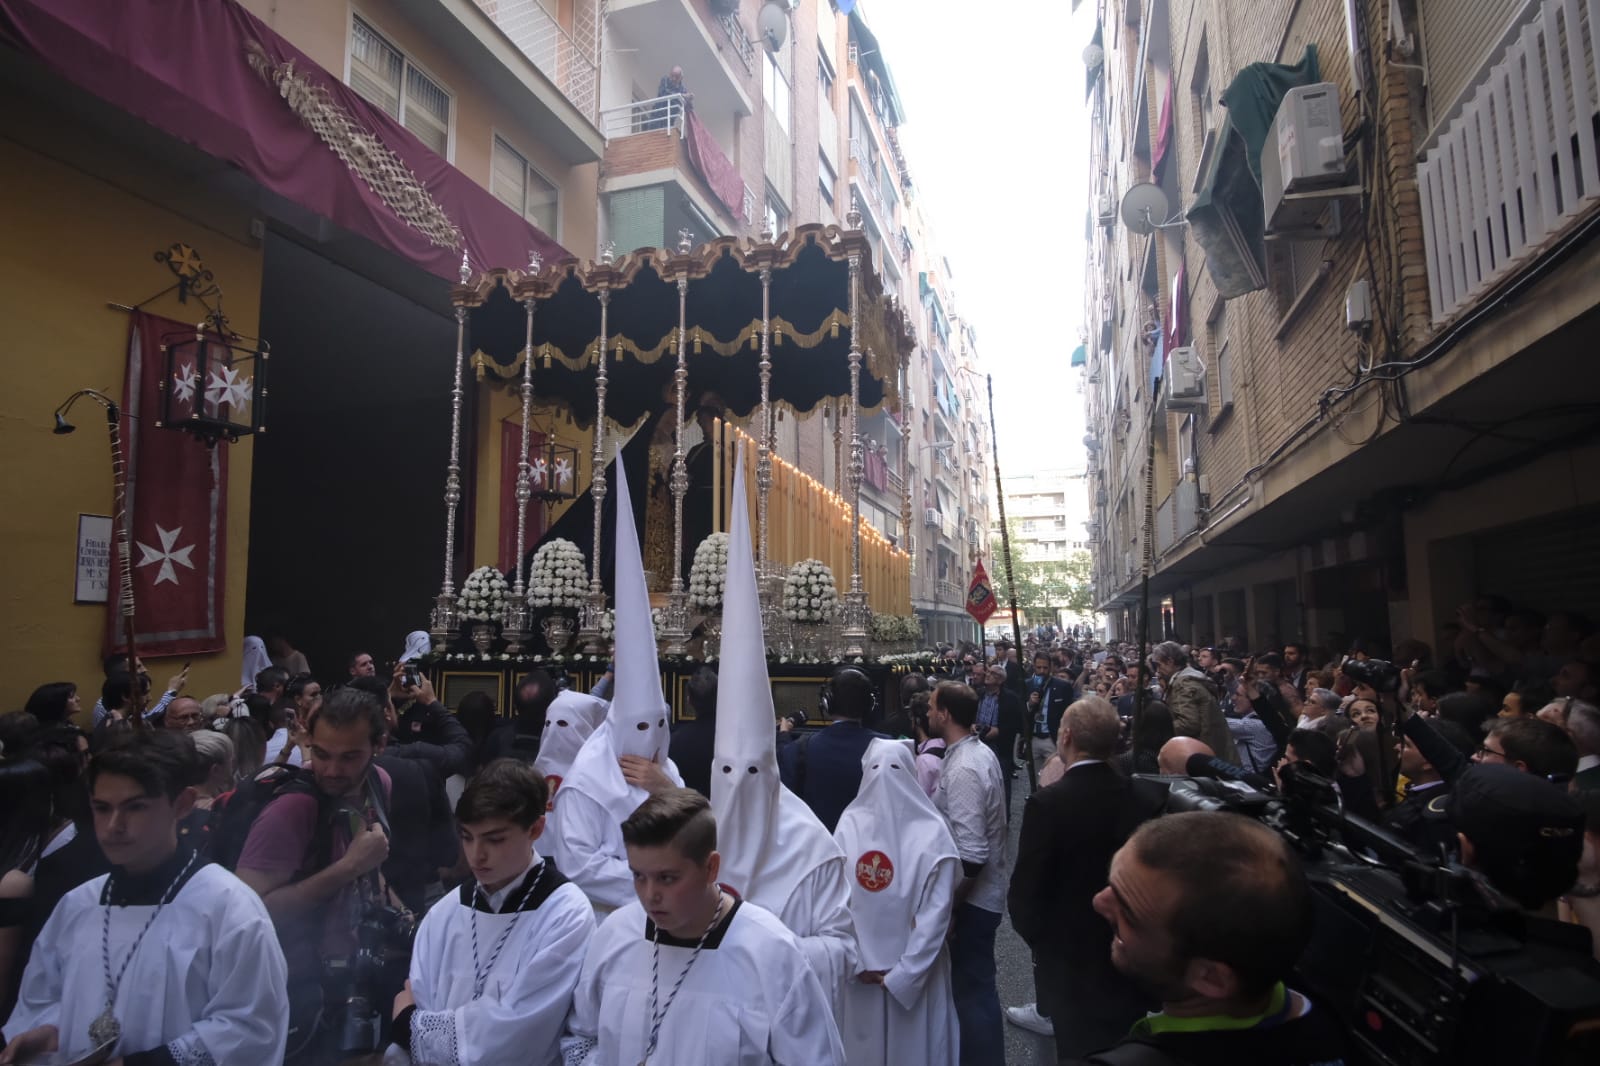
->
[[0, 0, 567, 278], [1152, 74, 1174, 177], [684, 111, 745, 223]]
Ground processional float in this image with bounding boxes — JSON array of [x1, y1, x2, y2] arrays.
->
[[427, 206, 916, 663]]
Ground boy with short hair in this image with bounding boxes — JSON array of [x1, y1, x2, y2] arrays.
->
[[561, 789, 845, 1065], [1, 731, 288, 1065], [388, 759, 594, 1066]]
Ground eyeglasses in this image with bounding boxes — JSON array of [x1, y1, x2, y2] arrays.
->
[[1475, 744, 1508, 761]]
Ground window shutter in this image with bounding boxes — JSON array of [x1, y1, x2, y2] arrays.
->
[[349, 18, 402, 119], [491, 137, 528, 215]]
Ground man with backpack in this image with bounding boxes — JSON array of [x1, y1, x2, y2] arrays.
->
[[228, 687, 410, 1061]]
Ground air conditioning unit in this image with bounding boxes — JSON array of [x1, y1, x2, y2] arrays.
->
[[1262, 82, 1349, 234], [1096, 192, 1117, 226], [923, 508, 940, 527], [1083, 434, 1101, 453], [1160, 345, 1207, 411]]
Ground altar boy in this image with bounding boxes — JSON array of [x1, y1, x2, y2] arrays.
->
[[1, 731, 288, 1066], [561, 789, 845, 1065], [386, 759, 594, 1066]]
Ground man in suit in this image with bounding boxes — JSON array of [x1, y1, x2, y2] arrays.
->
[[777, 665, 886, 831], [1026, 652, 1076, 742], [977, 665, 1027, 812], [1008, 696, 1164, 1059]]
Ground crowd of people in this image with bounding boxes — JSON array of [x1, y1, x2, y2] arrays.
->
[[3, 478, 1599, 1066]]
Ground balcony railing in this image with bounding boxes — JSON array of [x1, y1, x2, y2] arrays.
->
[[714, 10, 756, 74], [1417, 0, 1600, 323], [848, 138, 888, 221], [473, 0, 598, 120], [600, 93, 687, 139]]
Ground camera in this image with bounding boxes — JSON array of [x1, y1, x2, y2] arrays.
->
[[327, 903, 417, 1054], [401, 665, 422, 690], [1340, 656, 1401, 693], [1137, 764, 1600, 1065]]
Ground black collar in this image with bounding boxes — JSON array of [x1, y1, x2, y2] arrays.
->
[[644, 885, 742, 949], [459, 857, 569, 914], [100, 846, 206, 906]]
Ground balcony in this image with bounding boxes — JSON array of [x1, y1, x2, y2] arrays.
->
[[600, 94, 748, 242], [848, 137, 890, 230], [604, 0, 754, 124], [391, 0, 603, 162], [1417, 0, 1600, 323], [471, 0, 598, 121]]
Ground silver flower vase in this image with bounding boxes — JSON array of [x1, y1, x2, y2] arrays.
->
[[542, 613, 574, 655]]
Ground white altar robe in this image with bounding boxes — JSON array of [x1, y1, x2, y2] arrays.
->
[[560, 897, 845, 1066], [4, 861, 288, 1065], [386, 854, 595, 1066], [833, 739, 961, 1066]]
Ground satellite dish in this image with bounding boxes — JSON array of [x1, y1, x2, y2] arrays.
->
[[1120, 183, 1171, 236], [1083, 43, 1105, 70], [758, 1, 789, 53]]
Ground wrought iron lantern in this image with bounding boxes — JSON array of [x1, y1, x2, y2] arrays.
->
[[157, 325, 268, 446], [530, 439, 580, 504]]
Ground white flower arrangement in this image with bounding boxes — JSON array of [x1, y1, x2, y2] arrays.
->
[[598, 608, 616, 641], [688, 533, 731, 612], [783, 558, 837, 624], [459, 565, 510, 623], [652, 607, 665, 641], [527, 538, 588, 609]]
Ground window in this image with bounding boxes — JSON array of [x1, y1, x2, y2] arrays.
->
[[1191, 34, 1214, 142], [349, 16, 451, 157], [491, 136, 560, 236], [818, 56, 834, 101], [819, 153, 836, 207], [764, 52, 791, 134], [1209, 303, 1233, 414], [764, 191, 788, 239]]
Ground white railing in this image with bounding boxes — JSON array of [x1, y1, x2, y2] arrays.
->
[[599, 93, 686, 139], [742, 182, 758, 226], [848, 138, 887, 221], [474, 0, 598, 120], [1417, 0, 1600, 323]]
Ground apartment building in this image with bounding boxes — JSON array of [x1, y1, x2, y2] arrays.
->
[[1083, 0, 1600, 658]]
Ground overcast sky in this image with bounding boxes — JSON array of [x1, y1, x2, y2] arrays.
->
[[866, 0, 1095, 477]]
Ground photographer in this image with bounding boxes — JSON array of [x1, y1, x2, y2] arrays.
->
[[1076, 812, 1346, 1065], [387, 663, 474, 781], [236, 687, 411, 1061]]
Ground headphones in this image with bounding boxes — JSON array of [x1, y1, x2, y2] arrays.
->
[[819, 666, 881, 719]]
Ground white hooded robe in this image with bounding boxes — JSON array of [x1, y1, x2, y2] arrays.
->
[[833, 738, 961, 1066], [533, 689, 609, 808], [710, 455, 857, 1011], [547, 464, 681, 912]]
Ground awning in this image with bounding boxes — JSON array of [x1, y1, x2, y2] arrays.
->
[[1187, 45, 1320, 299], [0, 0, 567, 282]]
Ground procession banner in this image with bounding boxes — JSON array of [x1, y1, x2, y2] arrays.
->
[[966, 559, 997, 626], [107, 311, 228, 657]]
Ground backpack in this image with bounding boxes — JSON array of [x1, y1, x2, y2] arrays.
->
[[207, 763, 329, 872]]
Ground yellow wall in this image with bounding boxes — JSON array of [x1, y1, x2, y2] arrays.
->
[[0, 137, 262, 713]]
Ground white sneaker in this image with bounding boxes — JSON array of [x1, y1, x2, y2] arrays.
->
[[1004, 1002, 1054, 1036]]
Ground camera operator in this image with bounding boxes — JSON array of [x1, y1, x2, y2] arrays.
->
[[1448, 763, 1584, 914], [387, 662, 474, 780], [1384, 718, 1476, 855], [1074, 812, 1346, 1065], [236, 686, 412, 1062]]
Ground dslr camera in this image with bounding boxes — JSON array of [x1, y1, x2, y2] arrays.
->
[[328, 902, 418, 1054], [1340, 656, 1401, 693]]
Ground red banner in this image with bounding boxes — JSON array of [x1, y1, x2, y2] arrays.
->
[[966, 559, 997, 626], [107, 311, 228, 657], [684, 111, 746, 223]]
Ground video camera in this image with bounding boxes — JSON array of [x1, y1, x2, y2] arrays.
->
[[1139, 763, 1600, 1066], [1340, 656, 1402, 693]]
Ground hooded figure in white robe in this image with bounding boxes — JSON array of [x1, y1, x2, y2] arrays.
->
[[710, 455, 857, 1010], [5, 854, 288, 1065], [547, 465, 681, 912], [533, 689, 608, 809], [399, 630, 433, 663], [240, 634, 272, 690], [385, 849, 596, 1066], [833, 738, 961, 1066]]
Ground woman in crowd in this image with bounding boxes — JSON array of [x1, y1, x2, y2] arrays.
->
[[1114, 700, 1173, 777], [218, 715, 267, 783], [21, 683, 78, 727], [455, 690, 501, 772]]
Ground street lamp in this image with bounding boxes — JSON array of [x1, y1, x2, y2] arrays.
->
[[52, 388, 147, 727]]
